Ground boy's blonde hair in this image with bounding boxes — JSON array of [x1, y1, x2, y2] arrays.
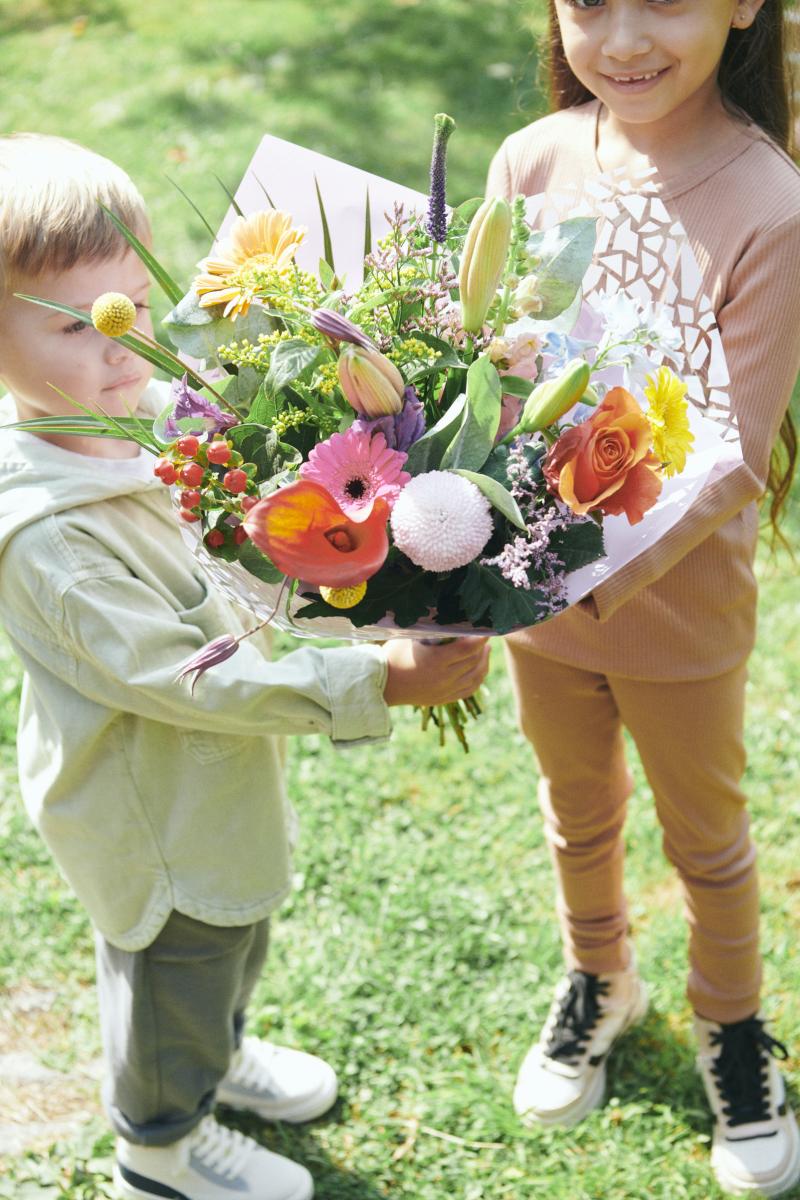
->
[[0, 133, 150, 298]]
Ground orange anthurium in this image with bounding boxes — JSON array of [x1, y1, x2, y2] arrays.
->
[[242, 479, 390, 587]]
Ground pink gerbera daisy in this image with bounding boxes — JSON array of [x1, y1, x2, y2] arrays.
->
[[299, 427, 410, 522]]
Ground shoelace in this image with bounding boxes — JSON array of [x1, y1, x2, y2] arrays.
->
[[709, 1016, 790, 1127], [544, 970, 610, 1064], [226, 1038, 277, 1090], [189, 1116, 254, 1179]]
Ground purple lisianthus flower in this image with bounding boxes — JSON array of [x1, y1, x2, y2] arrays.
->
[[351, 386, 426, 453], [163, 375, 239, 440], [310, 308, 375, 351]]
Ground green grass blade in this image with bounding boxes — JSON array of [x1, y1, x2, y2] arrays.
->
[[165, 174, 217, 239], [214, 174, 244, 218], [252, 172, 276, 209], [364, 185, 372, 260], [100, 204, 184, 306], [314, 174, 336, 273]]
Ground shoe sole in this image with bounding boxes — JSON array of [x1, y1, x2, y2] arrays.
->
[[712, 1110, 800, 1198], [113, 1162, 315, 1200], [216, 1072, 339, 1124], [515, 978, 650, 1129]]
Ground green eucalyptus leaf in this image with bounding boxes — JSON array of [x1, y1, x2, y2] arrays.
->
[[265, 339, 321, 394], [163, 291, 275, 362], [524, 216, 596, 320]]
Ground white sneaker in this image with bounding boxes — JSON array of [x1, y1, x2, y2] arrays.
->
[[513, 959, 649, 1127], [114, 1115, 313, 1200], [216, 1037, 338, 1123], [695, 1013, 800, 1197]]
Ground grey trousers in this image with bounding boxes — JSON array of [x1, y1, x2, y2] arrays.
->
[[95, 911, 270, 1145]]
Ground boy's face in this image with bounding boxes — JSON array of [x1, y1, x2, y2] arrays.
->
[[0, 247, 154, 422]]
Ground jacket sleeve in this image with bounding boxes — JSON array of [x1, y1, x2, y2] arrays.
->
[[585, 212, 800, 621], [31, 566, 391, 747]]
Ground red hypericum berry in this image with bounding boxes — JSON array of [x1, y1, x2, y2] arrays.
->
[[207, 441, 232, 465], [205, 529, 226, 548], [177, 435, 200, 458], [179, 462, 205, 487], [178, 509, 201, 523], [180, 489, 202, 509], [240, 494, 259, 512], [154, 460, 177, 485], [222, 468, 248, 494], [233, 526, 249, 545]]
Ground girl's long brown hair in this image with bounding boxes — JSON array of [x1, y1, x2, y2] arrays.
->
[[546, 0, 797, 541]]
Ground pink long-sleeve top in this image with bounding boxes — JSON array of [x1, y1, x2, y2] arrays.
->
[[487, 100, 800, 680]]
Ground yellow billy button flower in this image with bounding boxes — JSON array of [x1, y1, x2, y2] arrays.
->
[[458, 196, 512, 334], [319, 581, 367, 608], [91, 292, 137, 337], [644, 366, 695, 478], [337, 344, 405, 418], [504, 359, 591, 442]]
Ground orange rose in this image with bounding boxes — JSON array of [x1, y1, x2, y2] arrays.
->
[[543, 387, 663, 525]]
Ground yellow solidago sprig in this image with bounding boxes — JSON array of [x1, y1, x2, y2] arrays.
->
[[644, 366, 695, 478], [193, 210, 307, 319], [91, 292, 137, 337]]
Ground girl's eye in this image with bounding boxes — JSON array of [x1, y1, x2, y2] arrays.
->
[[64, 320, 88, 335], [566, 0, 605, 8]]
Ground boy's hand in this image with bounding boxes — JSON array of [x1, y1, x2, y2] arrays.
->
[[382, 637, 490, 708]]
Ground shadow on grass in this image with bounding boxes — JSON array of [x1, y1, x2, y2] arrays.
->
[[218, 1102, 388, 1199]]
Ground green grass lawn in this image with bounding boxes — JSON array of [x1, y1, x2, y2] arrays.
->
[[1, 3, 799, 1197]]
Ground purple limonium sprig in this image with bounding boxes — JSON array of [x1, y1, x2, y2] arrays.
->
[[426, 113, 455, 244], [163, 375, 239, 440], [310, 308, 375, 351], [351, 386, 426, 452]]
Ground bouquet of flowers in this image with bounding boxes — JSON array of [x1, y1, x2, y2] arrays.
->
[[18, 116, 737, 746]]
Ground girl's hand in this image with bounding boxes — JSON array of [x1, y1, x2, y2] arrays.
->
[[382, 637, 490, 708]]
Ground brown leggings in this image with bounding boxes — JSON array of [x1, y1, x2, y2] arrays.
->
[[504, 643, 760, 1024]]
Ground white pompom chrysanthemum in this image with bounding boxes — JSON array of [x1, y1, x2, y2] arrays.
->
[[390, 470, 494, 572]]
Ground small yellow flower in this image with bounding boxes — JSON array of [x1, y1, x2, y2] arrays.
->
[[319, 582, 367, 609], [644, 366, 695, 478], [194, 210, 306, 319], [91, 292, 137, 337]]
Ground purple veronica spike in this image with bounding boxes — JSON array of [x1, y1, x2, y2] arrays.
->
[[351, 386, 426, 453], [310, 308, 375, 350], [164, 375, 239, 440], [176, 635, 239, 694], [426, 113, 455, 244]]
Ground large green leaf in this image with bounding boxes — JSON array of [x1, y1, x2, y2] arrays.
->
[[439, 355, 502, 472], [297, 550, 440, 628], [449, 469, 526, 530], [525, 216, 596, 320], [235, 540, 285, 584], [547, 518, 605, 574], [404, 392, 467, 475]]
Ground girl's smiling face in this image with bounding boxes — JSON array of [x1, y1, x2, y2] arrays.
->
[[553, 0, 766, 128]]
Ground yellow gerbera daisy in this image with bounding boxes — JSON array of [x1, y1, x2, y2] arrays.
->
[[644, 366, 695, 478], [193, 210, 306, 319]]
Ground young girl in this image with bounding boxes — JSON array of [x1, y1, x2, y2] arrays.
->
[[487, 2, 800, 1195]]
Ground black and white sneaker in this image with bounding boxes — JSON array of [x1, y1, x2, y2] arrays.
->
[[695, 1013, 800, 1197], [114, 1114, 313, 1200], [513, 957, 649, 1126]]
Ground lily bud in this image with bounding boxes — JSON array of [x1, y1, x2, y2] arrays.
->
[[337, 344, 405, 418], [458, 196, 512, 334], [504, 359, 591, 441]]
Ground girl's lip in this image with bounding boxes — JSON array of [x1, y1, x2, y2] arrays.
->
[[601, 67, 670, 92]]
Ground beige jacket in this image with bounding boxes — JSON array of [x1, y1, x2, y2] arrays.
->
[[0, 385, 390, 950]]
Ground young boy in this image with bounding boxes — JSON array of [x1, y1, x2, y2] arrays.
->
[[0, 133, 490, 1200]]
